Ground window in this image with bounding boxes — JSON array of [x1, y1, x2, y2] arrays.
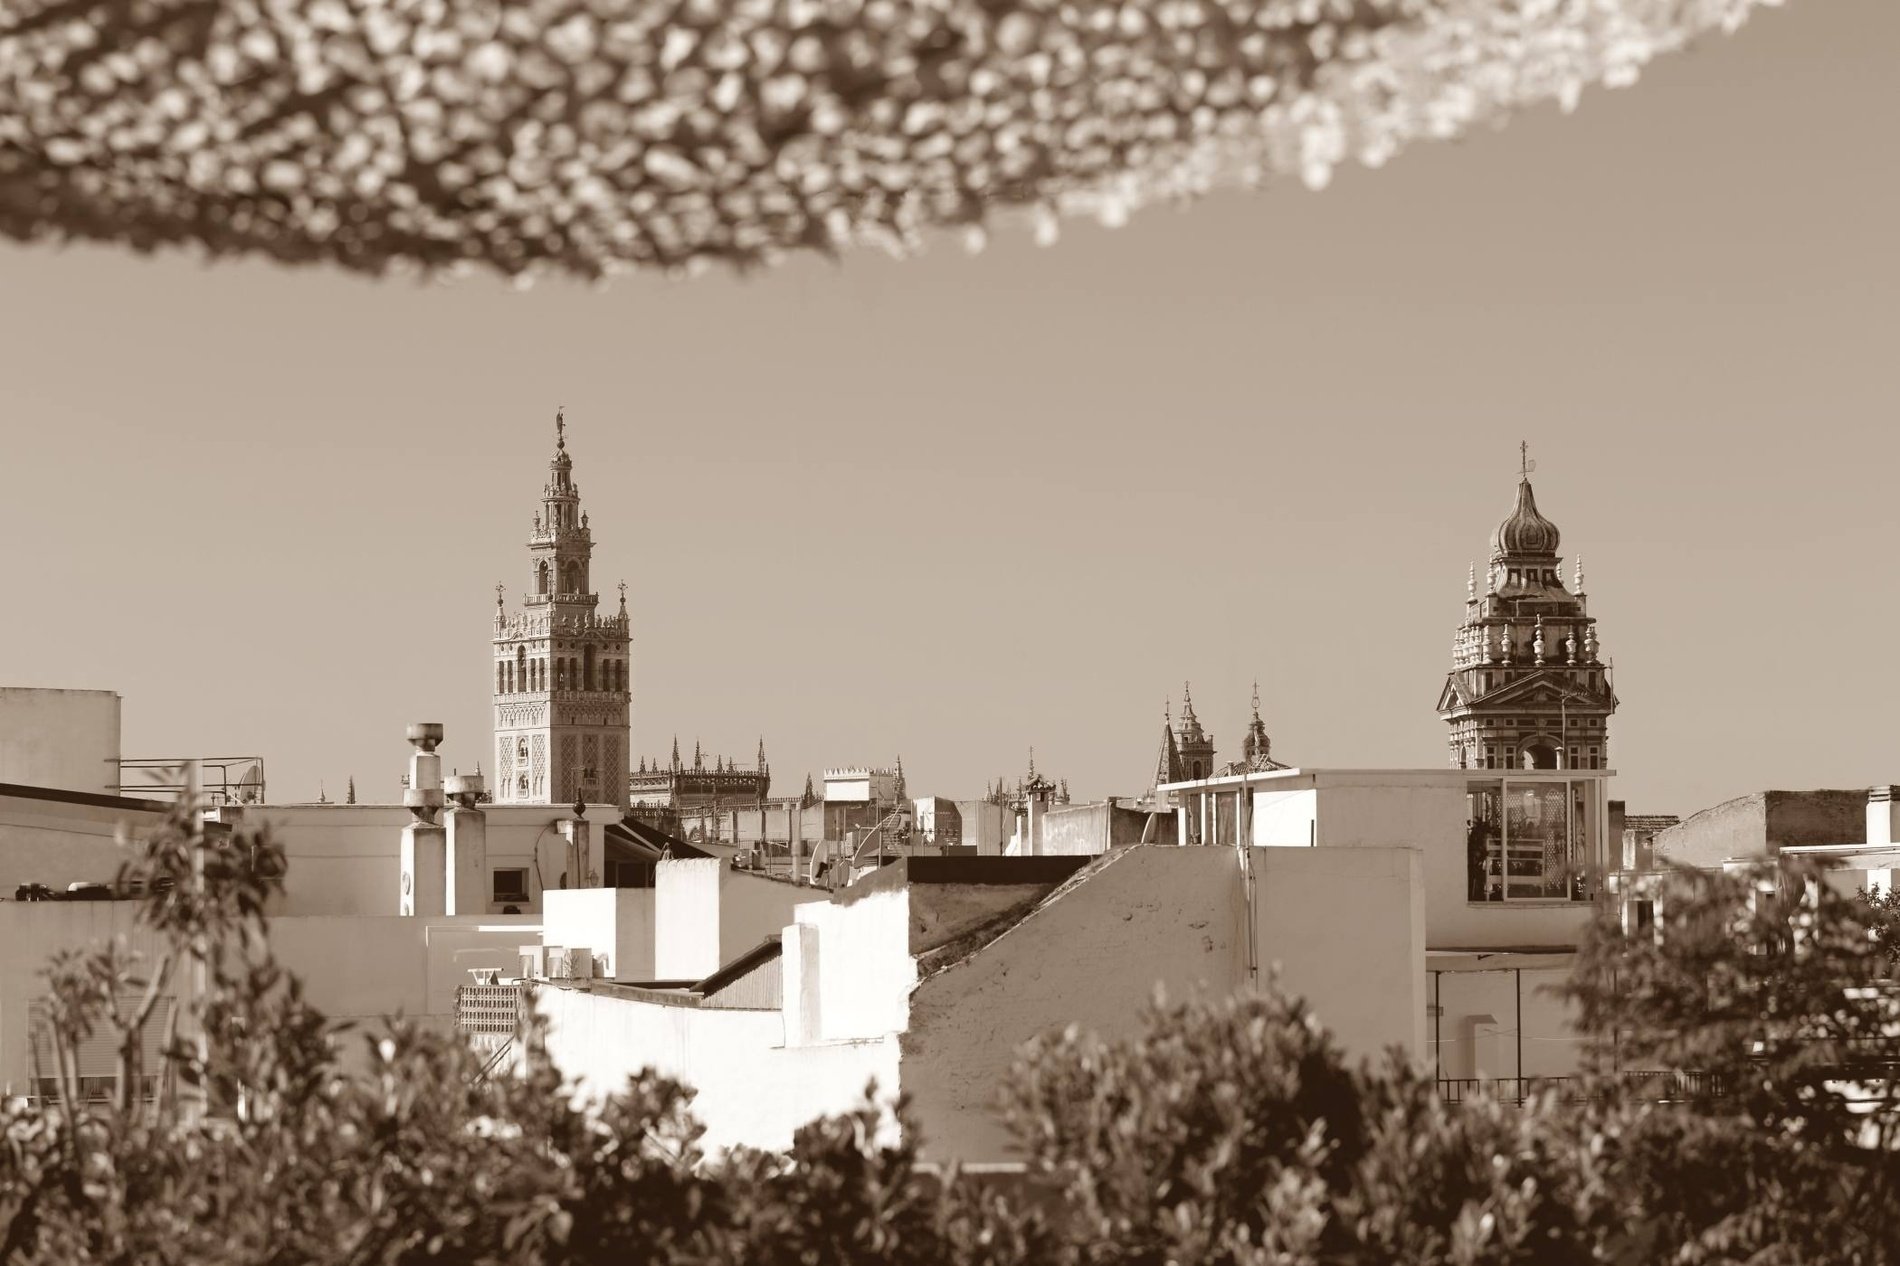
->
[[492, 868, 530, 904], [536, 561, 549, 594], [28, 995, 172, 1106], [1466, 777, 1598, 903], [584, 644, 595, 691]]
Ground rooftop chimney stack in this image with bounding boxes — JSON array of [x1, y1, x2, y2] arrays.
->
[[400, 724, 448, 917], [444, 769, 489, 915]]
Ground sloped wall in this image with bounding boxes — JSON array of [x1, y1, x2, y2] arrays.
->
[[901, 847, 1246, 1163]]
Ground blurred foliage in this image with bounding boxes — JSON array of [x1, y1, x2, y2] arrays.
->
[[2, 798, 1896, 1264], [1865, 884, 1900, 971], [0, 0, 1774, 281]]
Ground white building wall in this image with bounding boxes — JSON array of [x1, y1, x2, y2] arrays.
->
[[793, 887, 914, 1043], [0, 903, 535, 1094], [0, 688, 122, 798], [543, 888, 655, 981], [1253, 846, 1427, 1065], [653, 857, 727, 980], [216, 802, 616, 917], [1246, 773, 1596, 951], [535, 986, 900, 1154], [1251, 789, 1318, 847], [0, 790, 158, 893]]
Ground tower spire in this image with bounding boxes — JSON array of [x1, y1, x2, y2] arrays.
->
[[495, 407, 629, 809]]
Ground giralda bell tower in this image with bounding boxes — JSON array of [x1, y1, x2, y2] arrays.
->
[[492, 409, 631, 809]]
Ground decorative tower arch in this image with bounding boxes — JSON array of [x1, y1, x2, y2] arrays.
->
[[493, 409, 632, 809], [1437, 446, 1617, 771]]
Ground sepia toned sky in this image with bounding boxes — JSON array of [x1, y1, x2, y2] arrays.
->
[[1, 1, 1894, 819]]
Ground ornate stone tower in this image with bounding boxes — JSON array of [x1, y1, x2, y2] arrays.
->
[[493, 410, 631, 809], [1437, 448, 1617, 771], [1176, 683, 1215, 781]]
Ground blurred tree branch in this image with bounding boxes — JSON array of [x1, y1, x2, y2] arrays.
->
[[0, 0, 1776, 281]]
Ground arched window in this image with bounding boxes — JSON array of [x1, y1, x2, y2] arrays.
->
[[555, 658, 566, 689], [496, 663, 504, 693], [584, 645, 596, 691], [516, 646, 527, 693], [536, 560, 550, 595]]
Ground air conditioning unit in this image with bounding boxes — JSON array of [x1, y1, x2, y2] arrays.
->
[[545, 947, 571, 980], [518, 945, 547, 979]]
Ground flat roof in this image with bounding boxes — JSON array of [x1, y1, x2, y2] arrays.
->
[[0, 782, 167, 813], [1159, 767, 1618, 793]]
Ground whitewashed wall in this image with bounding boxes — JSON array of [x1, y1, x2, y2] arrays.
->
[[0, 688, 121, 797], [535, 986, 900, 1153]]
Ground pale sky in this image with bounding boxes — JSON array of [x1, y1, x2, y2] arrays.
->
[[1, 1, 1893, 819]]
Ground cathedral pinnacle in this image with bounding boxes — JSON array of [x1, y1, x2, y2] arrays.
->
[[554, 405, 566, 453]]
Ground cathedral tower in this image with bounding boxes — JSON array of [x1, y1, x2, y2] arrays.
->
[[493, 410, 631, 809], [1438, 448, 1617, 771], [1176, 683, 1215, 781]]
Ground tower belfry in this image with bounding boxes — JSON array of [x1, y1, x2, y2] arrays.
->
[[493, 409, 632, 809], [1437, 447, 1617, 771], [1175, 682, 1214, 781]]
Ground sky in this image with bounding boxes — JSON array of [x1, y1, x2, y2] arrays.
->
[[1, 1, 1894, 818]]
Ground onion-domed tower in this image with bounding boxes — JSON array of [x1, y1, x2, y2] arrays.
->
[[1437, 447, 1617, 770]]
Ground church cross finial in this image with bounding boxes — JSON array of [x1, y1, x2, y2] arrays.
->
[[495, 582, 504, 607], [1519, 440, 1535, 479], [1251, 678, 1262, 717]]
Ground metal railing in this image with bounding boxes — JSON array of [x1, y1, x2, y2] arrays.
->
[[118, 757, 266, 806], [1438, 1070, 1724, 1105], [455, 984, 527, 1036]]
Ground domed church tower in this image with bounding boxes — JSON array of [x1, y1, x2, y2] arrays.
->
[[1437, 447, 1617, 771]]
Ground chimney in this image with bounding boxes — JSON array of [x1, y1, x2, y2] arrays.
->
[[1868, 786, 1900, 847], [399, 724, 447, 917], [444, 769, 488, 915], [559, 799, 595, 889]]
